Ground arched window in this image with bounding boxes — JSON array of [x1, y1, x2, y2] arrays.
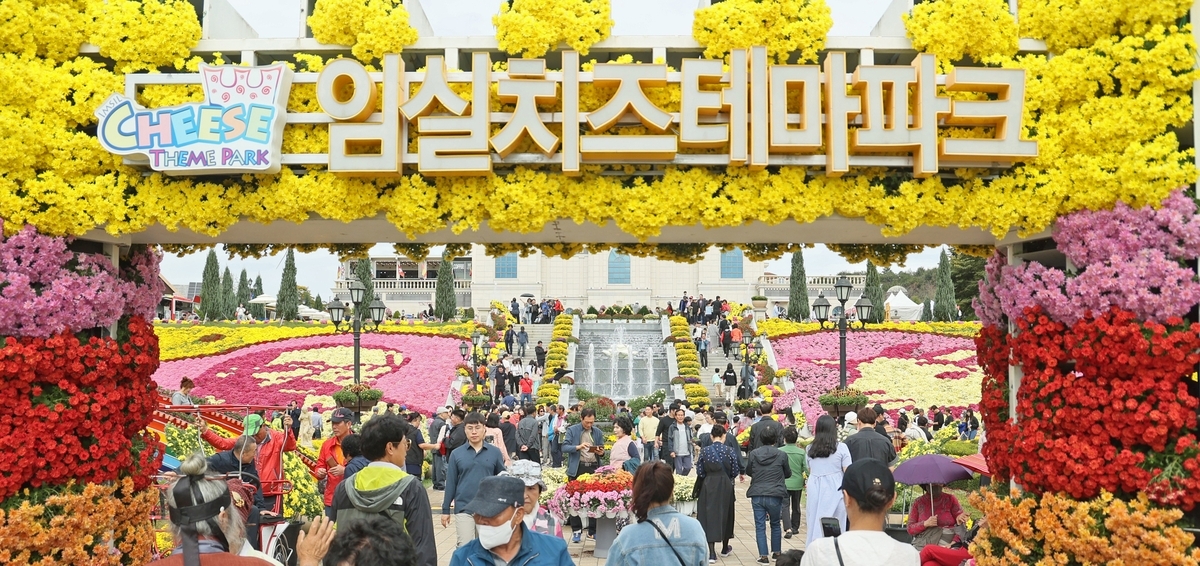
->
[[608, 250, 631, 284], [495, 253, 518, 279], [720, 248, 744, 279]]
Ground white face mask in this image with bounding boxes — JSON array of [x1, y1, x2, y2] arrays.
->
[[477, 513, 519, 549]]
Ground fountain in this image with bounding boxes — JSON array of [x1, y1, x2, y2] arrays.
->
[[574, 321, 669, 402]]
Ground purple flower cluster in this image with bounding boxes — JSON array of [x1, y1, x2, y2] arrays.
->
[[978, 189, 1200, 326], [0, 222, 164, 338]]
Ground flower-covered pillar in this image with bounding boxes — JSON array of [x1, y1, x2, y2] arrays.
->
[[0, 220, 166, 564], [972, 191, 1200, 563]]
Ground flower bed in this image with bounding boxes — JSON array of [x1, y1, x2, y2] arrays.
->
[[770, 329, 982, 426], [153, 330, 464, 416], [544, 314, 574, 378]]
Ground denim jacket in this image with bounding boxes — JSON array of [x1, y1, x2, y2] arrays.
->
[[448, 524, 573, 566], [607, 505, 708, 566]]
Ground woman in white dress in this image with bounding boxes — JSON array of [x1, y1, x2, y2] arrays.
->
[[805, 414, 853, 547], [298, 406, 315, 448]]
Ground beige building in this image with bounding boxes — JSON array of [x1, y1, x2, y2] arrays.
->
[[332, 245, 769, 315]]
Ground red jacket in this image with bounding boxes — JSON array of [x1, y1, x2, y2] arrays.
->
[[316, 433, 348, 506], [203, 427, 296, 494], [520, 377, 533, 394]]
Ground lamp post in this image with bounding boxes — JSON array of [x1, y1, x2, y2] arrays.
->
[[739, 332, 760, 399], [459, 330, 491, 386], [326, 278, 387, 422], [812, 277, 874, 389]]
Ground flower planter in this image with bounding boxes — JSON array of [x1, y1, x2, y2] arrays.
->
[[675, 500, 697, 516], [335, 398, 378, 413], [751, 299, 768, 309], [820, 402, 866, 421]]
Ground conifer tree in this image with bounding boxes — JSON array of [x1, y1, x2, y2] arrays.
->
[[197, 249, 222, 321], [920, 299, 932, 322], [277, 249, 300, 321], [933, 249, 958, 321], [787, 249, 810, 320], [220, 267, 235, 320], [236, 269, 251, 318], [864, 261, 886, 323], [354, 258, 374, 312], [250, 275, 266, 320], [434, 249, 457, 321]]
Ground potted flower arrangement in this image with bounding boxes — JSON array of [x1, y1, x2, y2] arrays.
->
[[547, 465, 634, 522], [818, 387, 868, 419], [672, 475, 698, 515], [332, 383, 383, 412], [751, 295, 769, 308]]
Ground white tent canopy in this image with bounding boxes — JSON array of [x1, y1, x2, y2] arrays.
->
[[884, 289, 923, 322]]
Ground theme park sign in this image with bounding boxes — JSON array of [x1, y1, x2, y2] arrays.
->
[[95, 64, 293, 175], [95, 48, 1036, 177]]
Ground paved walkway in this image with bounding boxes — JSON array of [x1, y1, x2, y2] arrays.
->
[[429, 479, 810, 566]]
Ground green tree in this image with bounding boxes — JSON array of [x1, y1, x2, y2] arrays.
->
[[354, 258, 375, 312], [197, 249, 222, 321], [920, 299, 932, 322], [298, 287, 314, 309], [950, 250, 988, 320], [434, 250, 457, 321], [219, 267, 235, 320], [933, 249, 957, 321], [864, 261, 886, 323], [787, 249, 810, 320], [236, 269, 251, 318], [277, 248, 300, 321], [313, 293, 324, 311], [250, 275, 266, 320]]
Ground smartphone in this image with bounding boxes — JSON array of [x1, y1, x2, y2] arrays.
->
[[821, 517, 842, 538]]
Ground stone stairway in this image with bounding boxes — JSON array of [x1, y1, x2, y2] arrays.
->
[[504, 322, 555, 359], [699, 349, 742, 404]]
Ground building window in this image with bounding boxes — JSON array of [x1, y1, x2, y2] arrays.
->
[[495, 253, 518, 279], [720, 248, 744, 279], [608, 251, 631, 284]]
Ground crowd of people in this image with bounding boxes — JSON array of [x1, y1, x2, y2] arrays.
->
[[158, 371, 982, 566], [509, 297, 565, 325]]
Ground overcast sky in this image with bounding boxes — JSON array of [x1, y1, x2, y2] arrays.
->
[[161, 0, 908, 297]]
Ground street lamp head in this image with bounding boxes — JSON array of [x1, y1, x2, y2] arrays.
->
[[471, 330, 483, 346], [369, 299, 387, 324], [813, 293, 831, 322], [834, 276, 852, 304], [459, 340, 470, 360], [481, 341, 492, 357], [741, 332, 754, 346], [855, 297, 874, 325], [326, 300, 345, 323], [349, 279, 366, 305]]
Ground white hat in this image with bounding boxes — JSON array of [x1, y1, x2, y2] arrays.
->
[[844, 411, 857, 424], [899, 408, 907, 414]]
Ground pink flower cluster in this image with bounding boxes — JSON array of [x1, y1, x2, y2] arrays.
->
[[0, 222, 163, 338], [152, 333, 462, 415], [978, 189, 1200, 326], [770, 331, 979, 425]]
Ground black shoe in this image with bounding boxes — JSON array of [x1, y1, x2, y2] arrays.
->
[[756, 557, 769, 565], [771, 553, 781, 561], [783, 531, 792, 539], [721, 546, 734, 557]]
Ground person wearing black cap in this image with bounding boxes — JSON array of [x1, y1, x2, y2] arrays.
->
[[799, 459, 919, 566], [150, 453, 273, 566], [448, 476, 574, 566]]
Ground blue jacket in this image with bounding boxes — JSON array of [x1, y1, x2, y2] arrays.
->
[[607, 505, 708, 566], [449, 524, 573, 566], [561, 423, 605, 477]]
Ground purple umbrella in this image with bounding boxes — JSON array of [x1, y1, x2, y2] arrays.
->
[[893, 454, 975, 508]]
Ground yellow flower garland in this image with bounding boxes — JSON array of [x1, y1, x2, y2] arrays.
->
[[692, 0, 833, 63], [0, 0, 1195, 271], [307, 0, 418, 61], [495, 0, 613, 58]]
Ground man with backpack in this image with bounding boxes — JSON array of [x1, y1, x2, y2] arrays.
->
[[330, 414, 436, 566]]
